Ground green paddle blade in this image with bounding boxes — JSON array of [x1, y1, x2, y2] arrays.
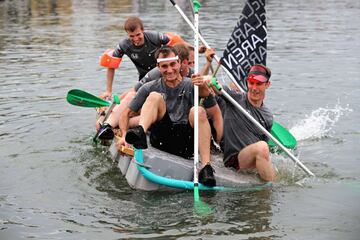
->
[[193, 0, 201, 13], [194, 186, 212, 216], [268, 121, 297, 150], [67, 89, 111, 108]]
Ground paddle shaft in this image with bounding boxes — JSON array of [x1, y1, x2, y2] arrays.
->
[[169, 0, 243, 92], [92, 101, 117, 142], [188, 0, 214, 74], [193, 0, 200, 190]]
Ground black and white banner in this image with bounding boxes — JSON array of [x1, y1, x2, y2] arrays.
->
[[221, 0, 267, 91]]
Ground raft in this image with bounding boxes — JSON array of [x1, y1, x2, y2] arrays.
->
[[109, 138, 271, 192]]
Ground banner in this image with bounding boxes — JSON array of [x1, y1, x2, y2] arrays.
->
[[221, 0, 267, 91]]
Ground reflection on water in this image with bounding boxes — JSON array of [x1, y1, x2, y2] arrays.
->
[[1, 0, 360, 239]]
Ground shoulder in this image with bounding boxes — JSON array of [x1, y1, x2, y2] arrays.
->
[[114, 38, 131, 56], [139, 67, 160, 82], [143, 77, 162, 89], [117, 38, 131, 49], [145, 31, 169, 45], [144, 31, 160, 40], [147, 67, 161, 79], [223, 85, 245, 99]]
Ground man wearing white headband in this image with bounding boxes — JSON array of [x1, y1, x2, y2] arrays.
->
[[97, 43, 222, 146], [118, 46, 217, 187]]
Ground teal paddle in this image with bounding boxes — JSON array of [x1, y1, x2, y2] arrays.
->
[[192, 0, 212, 216], [168, 0, 297, 150], [67, 89, 112, 108]]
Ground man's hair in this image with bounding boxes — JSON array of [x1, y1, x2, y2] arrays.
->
[[187, 45, 194, 52], [124, 16, 144, 32], [155, 46, 178, 60], [172, 43, 189, 61], [248, 64, 272, 80]]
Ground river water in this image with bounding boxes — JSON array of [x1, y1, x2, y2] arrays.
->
[[1, 0, 359, 239]]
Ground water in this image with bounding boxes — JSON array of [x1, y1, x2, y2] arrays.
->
[[1, 0, 359, 239]]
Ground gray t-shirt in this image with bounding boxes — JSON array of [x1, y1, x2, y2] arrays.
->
[[113, 31, 169, 79], [129, 77, 195, 124], [134, 68, 216, 108], [222, 86, 273, 163], [134, 67, 162, 91]]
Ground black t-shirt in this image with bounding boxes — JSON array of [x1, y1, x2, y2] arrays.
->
[[113, 31, 170, 79]]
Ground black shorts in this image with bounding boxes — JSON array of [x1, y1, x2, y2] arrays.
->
[[150, 112, 194, 159], [224, 154, 240, 171]]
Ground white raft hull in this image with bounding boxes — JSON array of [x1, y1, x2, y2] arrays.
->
[[109, 139, 270, 191]]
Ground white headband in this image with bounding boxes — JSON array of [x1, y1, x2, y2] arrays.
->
[[156, 56, 179, 63]]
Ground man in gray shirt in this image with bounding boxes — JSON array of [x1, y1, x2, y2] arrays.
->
[[99, 16, 170, 99], [193, 64, 276, 182], [119, 46, 216, 187], [98, 44, 223, 145]]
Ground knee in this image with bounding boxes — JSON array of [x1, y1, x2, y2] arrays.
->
[[198, 107, 208, 122], [123, 91, 136, 102], [189, 106, 209, 123], [189, 107, 210, 129], [256, 141, 270, 159], [146, 92, 163, 103]]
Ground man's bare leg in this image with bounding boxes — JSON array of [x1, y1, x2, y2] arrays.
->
[[237, 141, 275, 181], [138, 92, 166, 132], [189, 106, 211, 166]]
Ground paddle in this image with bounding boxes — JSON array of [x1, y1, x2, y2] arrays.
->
[[168, 0, 297, 150], [268, 121, 297, 150], [192, 0, 212, 216], [208, 77, 315, 177], [66, 89, 120, 142], [169, 0, 241, 90], [67, 89, 111, 108], [188, 0, 214, 74]]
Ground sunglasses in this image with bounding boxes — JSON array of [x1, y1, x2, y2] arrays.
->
[[247, 74, 269, 84]]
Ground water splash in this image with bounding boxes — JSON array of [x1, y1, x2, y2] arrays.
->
[[290, 103, 352, 141], [272, 152, 307, 185]]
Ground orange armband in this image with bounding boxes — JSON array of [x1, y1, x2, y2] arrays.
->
[[165, 32, 185, 46], [99, 49, 122, 69]]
